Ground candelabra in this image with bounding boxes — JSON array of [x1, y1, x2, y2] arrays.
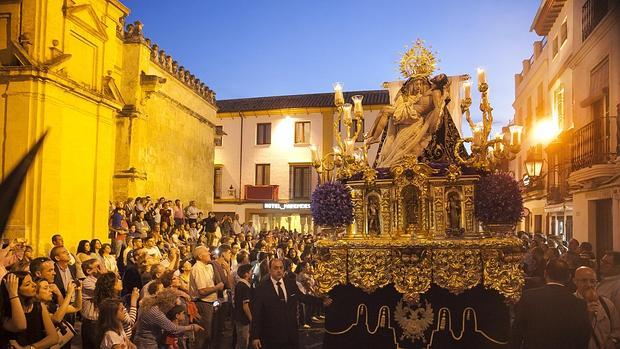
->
[[310, 83, 373, 183], [454, 69, 523, 170]]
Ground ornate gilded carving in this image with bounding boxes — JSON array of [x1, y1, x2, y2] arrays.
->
[[432, 249, 481, 295], [315, 238, 524, 302], [351, 189, 365, 237], [380, 189, 391, 236], [433, 186, 445, 238], [315, 247, 348, 295], [446, 164, 462, 182], [463, 184, 476, 236], [392, 249, 432, 300], [483, 249, 525, 302], [348, 249, 392, 293]]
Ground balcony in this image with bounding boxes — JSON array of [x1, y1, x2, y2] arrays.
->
[[546, 132, 572, 204], [582, 0, 608, 41], [571, 116, 617, 172], [244, 185, 279, 202]]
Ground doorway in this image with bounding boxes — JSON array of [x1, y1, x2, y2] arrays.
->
[[595, 199, 613, 258]]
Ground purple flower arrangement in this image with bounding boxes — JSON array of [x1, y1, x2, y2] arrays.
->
[[475, 172, 524, 225], [311, 181, 354, 227]]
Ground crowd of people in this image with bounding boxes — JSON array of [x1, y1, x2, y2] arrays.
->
[[2, 196, 620, 349], [0, 197, 329, 349], [515, 232, 620, 349]]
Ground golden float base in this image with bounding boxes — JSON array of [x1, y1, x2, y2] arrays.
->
[[315, 236, 524, 302]]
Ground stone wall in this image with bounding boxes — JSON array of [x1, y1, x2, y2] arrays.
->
[[0, 0, 217, 254]]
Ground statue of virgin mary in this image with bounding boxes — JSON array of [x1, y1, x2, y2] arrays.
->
[[366, 74, 450, 168]]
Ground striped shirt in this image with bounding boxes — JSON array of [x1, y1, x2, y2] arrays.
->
[[80, 276, 97, 320], [80, 275, 136, 337], [134, 306, 193, 346]]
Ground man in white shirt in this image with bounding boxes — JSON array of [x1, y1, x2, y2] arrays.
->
[[232, 214, 242, 235], [574, 266, 620, 348], [244, 221, 255, 235], [143, 235, 162, 261], [598, 251, 620, 319], [185, 200, 201, 224], [190, 246, 224, 349]]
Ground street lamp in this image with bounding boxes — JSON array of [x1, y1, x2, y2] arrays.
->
[[227, 185, 236, 198], [524, 151, 544, 178], [524, 142, 545, 181]]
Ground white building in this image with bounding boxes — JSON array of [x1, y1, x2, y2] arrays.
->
[[509, 0, 619, 255], [212, 90, 388, 233]]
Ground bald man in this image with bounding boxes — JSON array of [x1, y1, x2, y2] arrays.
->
[[573, 266, 620, 348]]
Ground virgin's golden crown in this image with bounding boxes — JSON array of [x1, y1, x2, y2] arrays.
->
[[399, 39, 437, 79]]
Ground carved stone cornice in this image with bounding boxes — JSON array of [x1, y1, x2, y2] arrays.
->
[[113, 167, 147, 181]]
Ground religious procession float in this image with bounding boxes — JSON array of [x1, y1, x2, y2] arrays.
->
[[310, 40, 526, 349]]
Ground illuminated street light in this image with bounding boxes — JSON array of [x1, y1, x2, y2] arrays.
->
[[531, 118, 559, 145], [524, 150, 544, 178]]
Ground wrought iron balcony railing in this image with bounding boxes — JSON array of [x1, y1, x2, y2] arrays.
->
[[582, 0, 608, 41], [571, 116, 617, 172]]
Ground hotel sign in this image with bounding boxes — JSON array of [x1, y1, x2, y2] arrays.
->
[[263, 203, 311, 210]]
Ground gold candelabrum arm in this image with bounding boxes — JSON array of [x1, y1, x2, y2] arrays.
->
[[456, 80, 521, 171], [461, 97, 475, 130], [313, 92, 372, 184]]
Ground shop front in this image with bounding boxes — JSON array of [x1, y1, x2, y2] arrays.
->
[[246, 202, 314, 234], [545, 201, 573, 241]]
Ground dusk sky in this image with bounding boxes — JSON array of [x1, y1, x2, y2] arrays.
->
[[123, 0, 541, 127]]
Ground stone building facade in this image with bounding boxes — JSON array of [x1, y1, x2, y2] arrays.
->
[[0, 0, 217, 253], [508, 0, 619, 256]]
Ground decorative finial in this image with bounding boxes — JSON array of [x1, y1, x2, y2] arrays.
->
[[399, 39, 438, 79]]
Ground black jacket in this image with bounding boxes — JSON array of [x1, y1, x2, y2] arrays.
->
[[250, 277, 320, 347], [510, 283, 590, 349], [53, 263, 77, 298]]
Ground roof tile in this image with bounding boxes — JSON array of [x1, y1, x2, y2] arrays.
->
[[217, 89, 389, 113]]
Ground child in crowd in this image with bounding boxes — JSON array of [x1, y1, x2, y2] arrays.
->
[[164, 305, 187, 349]]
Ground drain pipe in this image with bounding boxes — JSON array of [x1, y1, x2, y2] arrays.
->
[[238, 112, 244, 204]]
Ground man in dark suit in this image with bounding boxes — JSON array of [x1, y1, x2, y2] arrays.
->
[[251, 258, 331, 349], [51, 245, 78, 297], [50, 245, 78, 349], [510, 258, 590, 349]]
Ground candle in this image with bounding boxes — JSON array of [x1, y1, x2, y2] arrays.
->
[[333, 146, 341, 155], [310, 144, 318, 163], [351, 95, 364, 117], [342, 103, 353, 124], [477, 68, 486, 86], [463, 81, 471, 99], [509, 125, 523, 146], [472, 123, 483, 146], [333, 82, 344, 106]]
